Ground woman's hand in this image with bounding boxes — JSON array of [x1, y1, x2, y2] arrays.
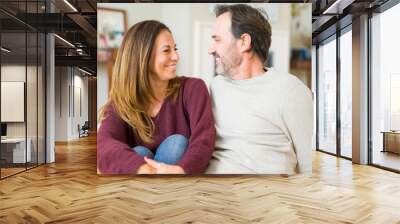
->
[[137, 163, 157, 174], [144, 157, 185, 174]]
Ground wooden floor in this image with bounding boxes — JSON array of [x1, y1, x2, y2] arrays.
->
[[1, 163, 45, 178], [1, 135, 400, 223], [1, 167, 26, 178], [373, 150, 400, 171]]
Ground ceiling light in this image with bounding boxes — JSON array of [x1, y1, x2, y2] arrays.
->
[[1, 47, 11, 53], [323, 0, 341, 14], [323, 0, 354, 15], [78, 67, 93, 76], [63, 0, 78, 12], [54, 34, 75, 48]]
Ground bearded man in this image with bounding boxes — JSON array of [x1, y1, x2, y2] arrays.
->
[[206, 4, 314, 175]]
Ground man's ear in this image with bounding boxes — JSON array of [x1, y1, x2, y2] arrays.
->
[[239, 33, 252, 53]]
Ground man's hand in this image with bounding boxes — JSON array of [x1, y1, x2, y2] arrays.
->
[[137, 163, 157, 174], [144, 157, 185, 174]]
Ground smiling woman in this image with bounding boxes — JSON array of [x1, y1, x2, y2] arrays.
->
[[149, 30, 179, 83], [97, 20, 216, 175]]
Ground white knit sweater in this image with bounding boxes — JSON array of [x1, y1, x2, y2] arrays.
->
[[206, 68, 314, 175]]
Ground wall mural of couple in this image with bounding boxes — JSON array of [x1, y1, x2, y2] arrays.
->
[[96, 3, 313, 175]]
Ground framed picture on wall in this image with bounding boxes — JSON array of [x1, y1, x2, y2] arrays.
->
[[97, 7, 127, 61]]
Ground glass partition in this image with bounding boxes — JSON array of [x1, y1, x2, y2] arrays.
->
[[1, 31, 28, 178], [0, 0, 46, 179]]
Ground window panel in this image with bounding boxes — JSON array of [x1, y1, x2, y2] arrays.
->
[[371, 3, 400, 171], [340, 29, 352, 158], [317, 37, 337, 154]]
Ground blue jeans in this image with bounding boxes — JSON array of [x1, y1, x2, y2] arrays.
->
[[132, 134, 188, 165]]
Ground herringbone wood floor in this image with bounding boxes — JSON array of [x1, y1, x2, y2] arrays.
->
[[1, 135, 400, 223]]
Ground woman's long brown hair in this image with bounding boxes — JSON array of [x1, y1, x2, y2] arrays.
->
[[99, 20, 181, 143]]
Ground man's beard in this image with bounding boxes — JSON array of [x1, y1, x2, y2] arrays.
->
[[215, 52, 241, 78]]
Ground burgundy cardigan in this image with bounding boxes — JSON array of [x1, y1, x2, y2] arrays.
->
[[97, 77, 216, 174]]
